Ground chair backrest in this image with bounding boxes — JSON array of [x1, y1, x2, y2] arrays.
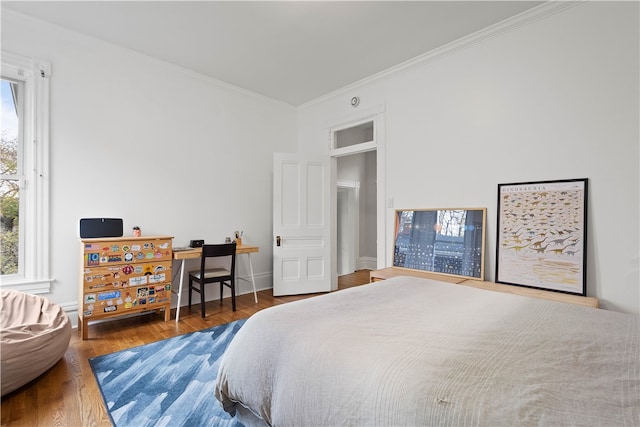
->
[[200, 243, 236, 276]]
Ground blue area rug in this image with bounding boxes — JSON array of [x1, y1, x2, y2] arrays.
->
[[89, 319, 246, 427]]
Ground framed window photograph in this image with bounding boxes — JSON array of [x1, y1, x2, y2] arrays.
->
[[495, 178, 588, 295], [393, 208, 486, 280]]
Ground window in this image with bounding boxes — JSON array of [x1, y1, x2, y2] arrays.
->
[[335, 121, 374, 148], [1, 51, 51, 293], [330, 116, 378, 158]]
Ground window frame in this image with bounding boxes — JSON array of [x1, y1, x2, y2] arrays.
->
[[1, 51, 51, 293]]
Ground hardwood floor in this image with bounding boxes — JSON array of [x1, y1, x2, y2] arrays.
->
[[0, 270, 371, 427]]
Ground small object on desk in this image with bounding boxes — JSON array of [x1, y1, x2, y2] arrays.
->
[[225, 237, 232, 243], [235, 237, 242, 246], [190, 240, 204, 248], [132, 226, 141, 237]]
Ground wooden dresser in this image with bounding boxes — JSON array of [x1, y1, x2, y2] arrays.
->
[[79, 235, 173, 339]]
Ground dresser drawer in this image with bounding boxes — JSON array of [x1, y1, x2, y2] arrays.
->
[[82, 260, 172, 292], [82, 238, 172, 267], [81, 283, 172, 320]]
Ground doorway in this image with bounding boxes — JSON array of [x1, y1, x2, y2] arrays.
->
[[334, 134, 378, 276], [330, 107, 386, 288]]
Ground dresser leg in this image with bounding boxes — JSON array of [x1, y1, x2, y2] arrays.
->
[[79, 316, 88, 340]]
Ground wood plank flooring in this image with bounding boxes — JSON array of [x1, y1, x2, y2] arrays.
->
[[0, 270, 371, 427]]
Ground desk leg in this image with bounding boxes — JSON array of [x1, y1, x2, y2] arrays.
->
[[247, 253, 258, 303], [174, 259, 187, 322]]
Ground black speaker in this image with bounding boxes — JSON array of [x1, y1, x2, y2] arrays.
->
[[79, 218, 123, 238]]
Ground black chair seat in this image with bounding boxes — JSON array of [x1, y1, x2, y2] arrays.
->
[[190, 268, 231, 280]]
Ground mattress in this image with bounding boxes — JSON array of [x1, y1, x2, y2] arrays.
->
[[215, 276, 640, 426]]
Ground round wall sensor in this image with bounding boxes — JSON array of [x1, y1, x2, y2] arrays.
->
[[350, 96, 360, 107]]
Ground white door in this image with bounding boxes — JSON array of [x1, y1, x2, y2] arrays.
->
[[273, 153, 332, 296]]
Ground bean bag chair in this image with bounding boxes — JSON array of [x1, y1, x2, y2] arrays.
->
[[1, 289, 71, 396]]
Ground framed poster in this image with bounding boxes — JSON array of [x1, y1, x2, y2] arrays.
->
[[495, 178, 588, 295], [393, 208, 486, 280]]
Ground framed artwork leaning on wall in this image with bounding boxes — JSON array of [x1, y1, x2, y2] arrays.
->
[[393, 208, 486, 280], [495, 178, 588, 296]]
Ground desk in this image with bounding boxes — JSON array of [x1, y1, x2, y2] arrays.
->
[[171, 244, 259, 322]]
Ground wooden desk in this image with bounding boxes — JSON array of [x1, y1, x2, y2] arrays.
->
[[171, 244, 259, 321], [172, 246, 202, 260]]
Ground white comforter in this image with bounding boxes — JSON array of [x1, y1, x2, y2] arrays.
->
[[215, 276, 640, 426]]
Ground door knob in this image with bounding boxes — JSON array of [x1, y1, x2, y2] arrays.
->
[[276, 236, 281, 247]]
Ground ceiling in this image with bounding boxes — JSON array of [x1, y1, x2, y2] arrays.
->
[[2, 1, 543, 106]]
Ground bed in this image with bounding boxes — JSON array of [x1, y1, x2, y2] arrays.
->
[[215, 276, 639, 426]]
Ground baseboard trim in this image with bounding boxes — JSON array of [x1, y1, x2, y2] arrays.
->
[[357, 257, 377, 271]]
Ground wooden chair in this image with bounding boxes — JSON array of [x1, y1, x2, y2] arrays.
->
[[188, 243, 237, 317]]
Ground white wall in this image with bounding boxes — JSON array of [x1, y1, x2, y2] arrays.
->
[[3, 2, 638, 316], [297, 2, 640, 314], [2, 11, 297, 323]]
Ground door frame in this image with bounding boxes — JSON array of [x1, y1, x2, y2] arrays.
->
[[328, 105, 387, 284]]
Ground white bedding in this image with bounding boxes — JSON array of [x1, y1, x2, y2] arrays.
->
[[215, 276, 640, 426]]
